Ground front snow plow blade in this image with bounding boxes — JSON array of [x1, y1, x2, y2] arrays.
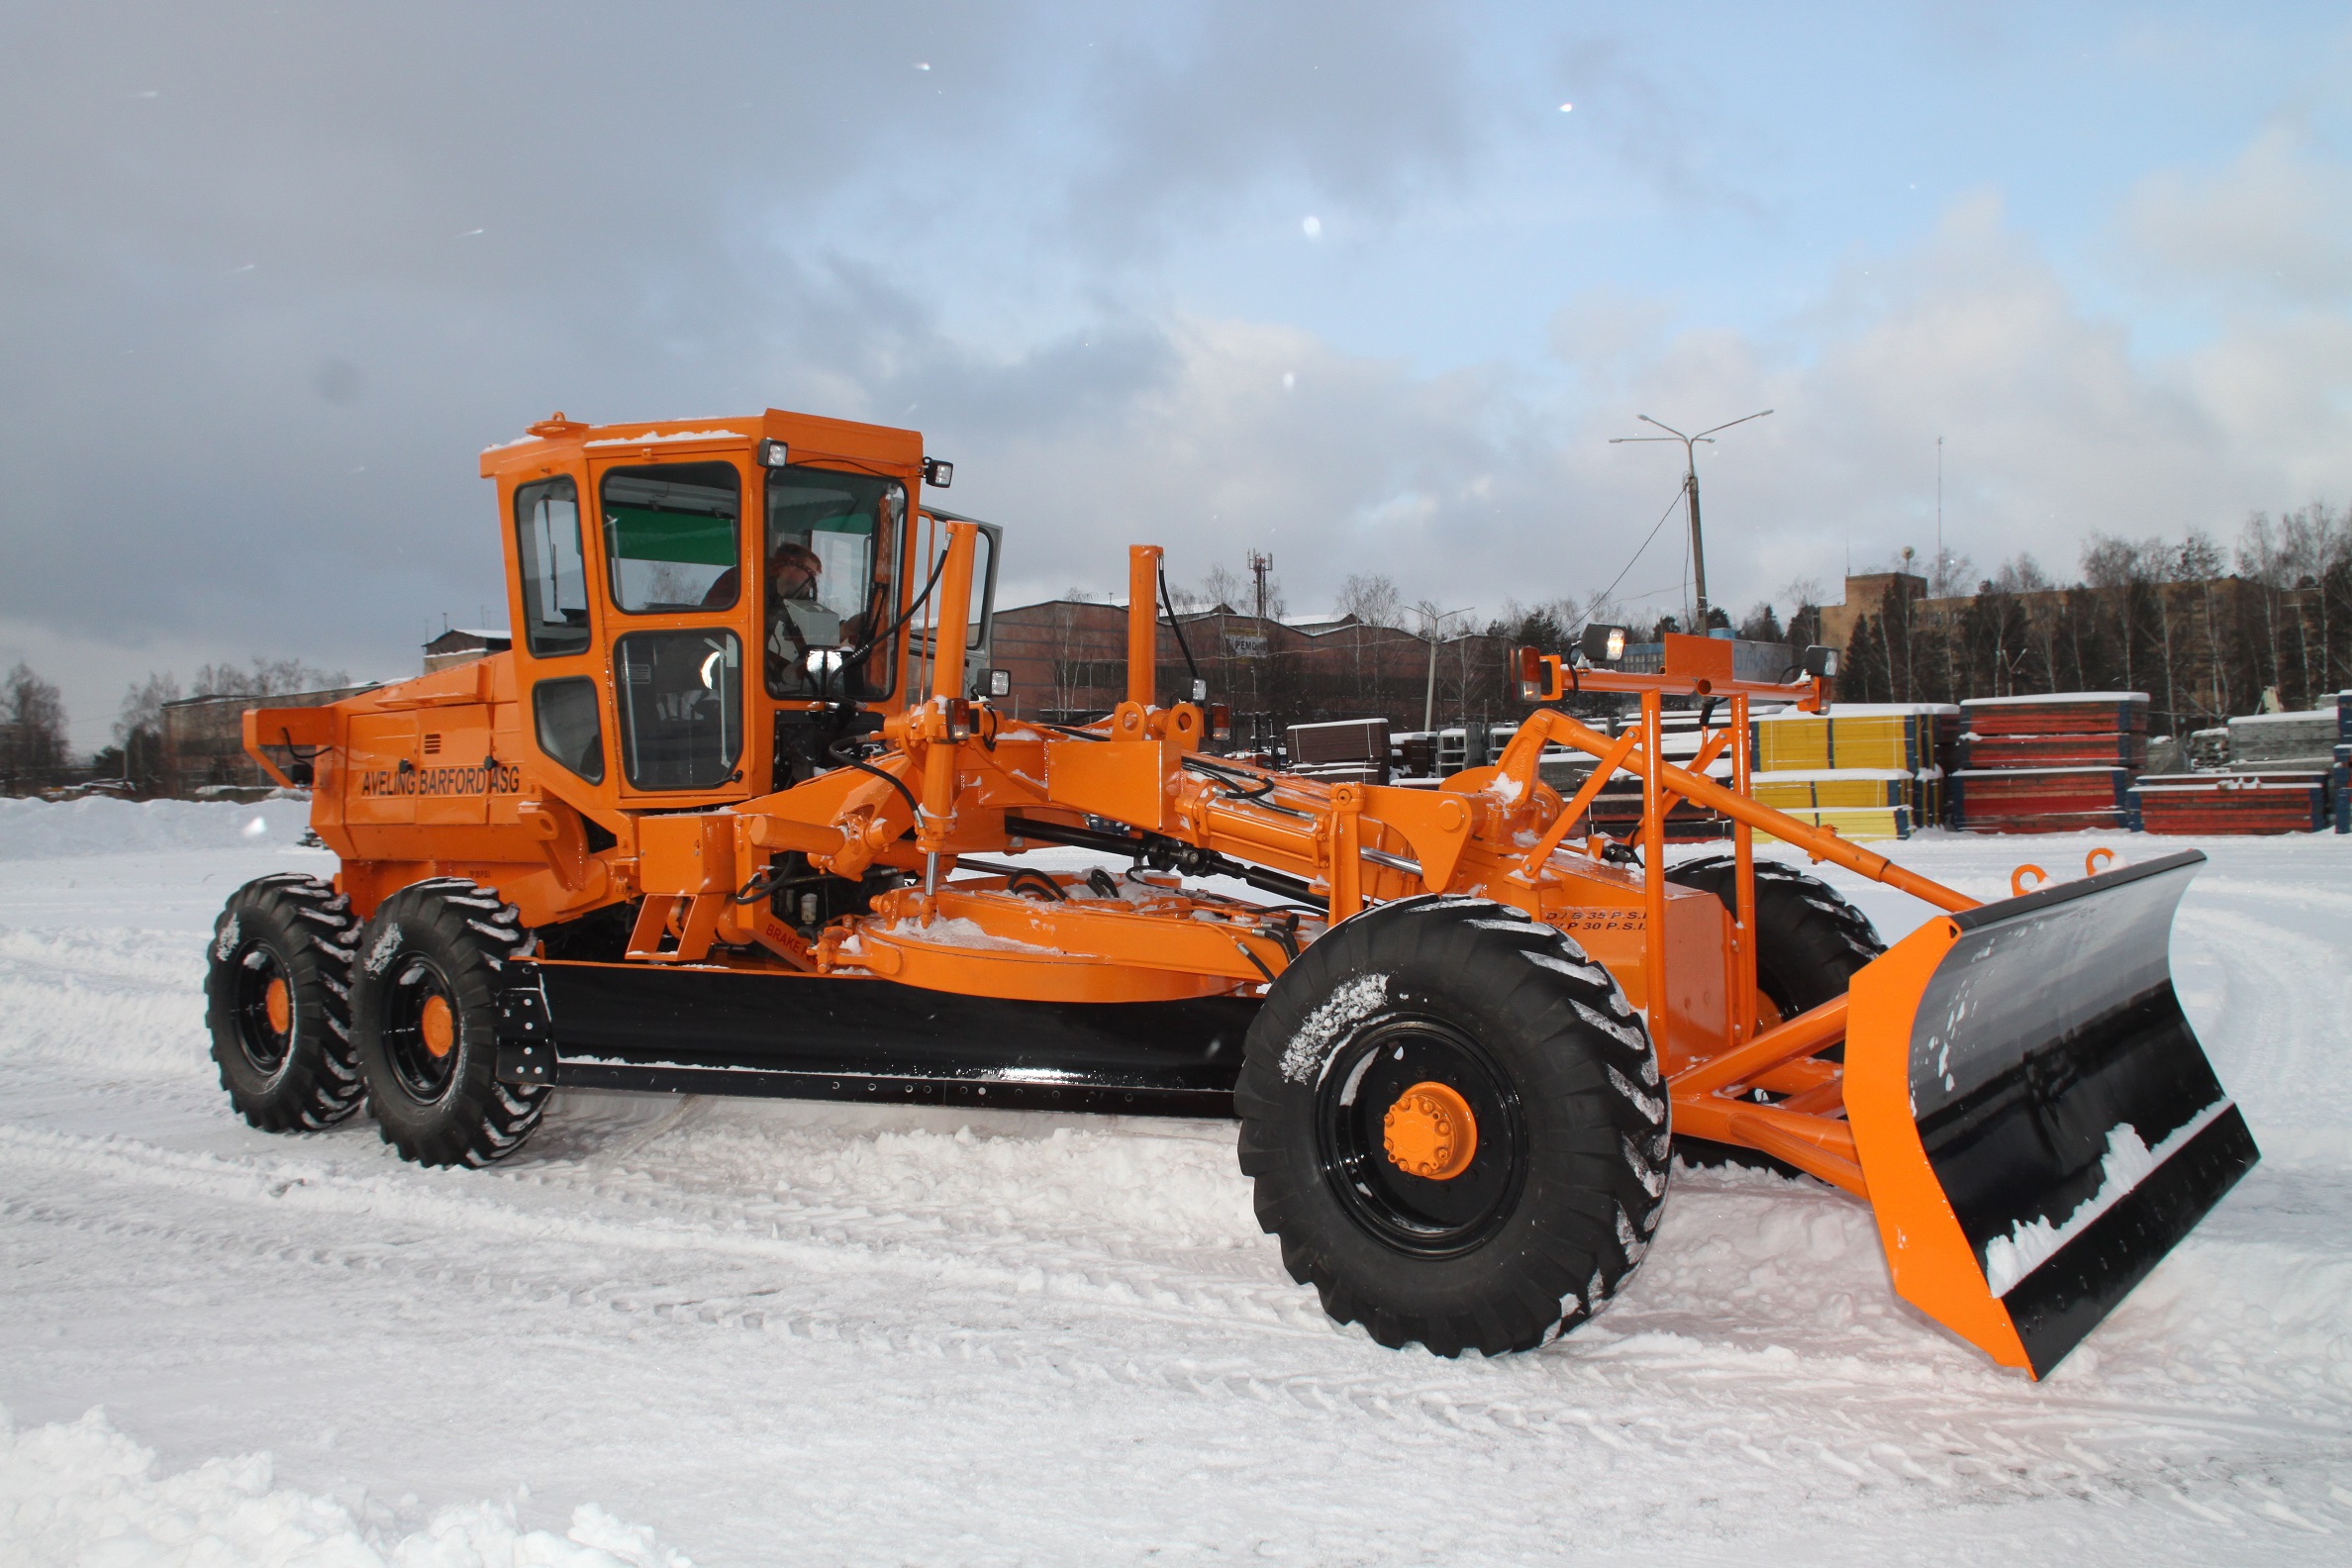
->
[[1845, 849, 2258, 1376]]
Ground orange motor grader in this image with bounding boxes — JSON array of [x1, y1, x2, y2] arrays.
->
[[208, 408, 2254, 1373]]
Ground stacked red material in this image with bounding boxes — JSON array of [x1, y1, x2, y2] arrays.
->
[[1962, 694, 2149, 737], [1960, 731, 2151, 770], [1955, 694, 2148, 833], [1951, 766, 2131, 833], [2132, 773, 2330, 835]]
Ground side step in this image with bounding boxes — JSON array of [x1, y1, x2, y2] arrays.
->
[[493, 958, 1255, 1119]]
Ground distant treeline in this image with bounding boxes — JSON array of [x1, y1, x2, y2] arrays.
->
[[1837, 507, 2351, 734]]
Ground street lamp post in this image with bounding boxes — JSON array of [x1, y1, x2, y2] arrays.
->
[[1417, 604, 1473, 733], [1611, 409, 1773, 631]]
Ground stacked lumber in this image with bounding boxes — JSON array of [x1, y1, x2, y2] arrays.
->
[[1750, 703, 1954, 827], [2224, 698, 2347, 774], [1950, 766, 2133, 833], [1287, 718, 1390, 787], [1959, 731, 2148, 769], [2131, 773, 2331, 835], [2124, 695, 2347, 835], [1954, 693, 2146, 833], [1749, 769, 1911, 842]]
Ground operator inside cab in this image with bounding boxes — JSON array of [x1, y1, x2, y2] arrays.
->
[[759, 540, 842, 651], [755, 466, 903, 700]]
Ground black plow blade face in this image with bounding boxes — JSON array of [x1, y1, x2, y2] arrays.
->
[[493, 958, 1255, 1119], [1909, 850, 2260, 1376]]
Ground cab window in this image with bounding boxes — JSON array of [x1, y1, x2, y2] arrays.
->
[[615, 630, 741, 790], [515, 478, 590, 657], [601, 463, 741, 613], [533, 676, 605, 782], [764, 466, 903, 699]]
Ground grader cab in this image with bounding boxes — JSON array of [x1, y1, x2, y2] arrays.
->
[[209, 409, 2255, 1375]]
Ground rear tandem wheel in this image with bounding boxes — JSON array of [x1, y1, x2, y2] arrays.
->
[[204, 874, 364, 1130], [1236, 895, 1670, 1356], [349, 879, 549, 1167]]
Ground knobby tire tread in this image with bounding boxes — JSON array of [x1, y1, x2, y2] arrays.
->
[[349, 880, 548, 1168], [1236, 895, 1667, 1358], [205, 875, 364, 1132]]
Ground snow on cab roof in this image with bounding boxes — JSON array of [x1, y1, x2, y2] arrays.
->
[[584, 428, 742, 446]]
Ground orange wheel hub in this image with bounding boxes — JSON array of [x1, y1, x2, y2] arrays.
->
[[263, 977, 291, 1035], [1381, 1080, 1478, 1181], [420, 994, 456, 1059]]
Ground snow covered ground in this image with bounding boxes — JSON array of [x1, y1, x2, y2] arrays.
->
[[2, 796, 2348, 1566]]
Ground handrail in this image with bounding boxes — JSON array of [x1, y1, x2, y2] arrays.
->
[[1519, 708, 1980, 916]]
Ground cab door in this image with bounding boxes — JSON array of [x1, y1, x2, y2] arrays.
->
[[508, 472, 610, 810], [591, 456, 751, 803]]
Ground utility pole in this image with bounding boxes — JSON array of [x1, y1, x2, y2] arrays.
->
[[1417, 603, 1472, 732], [1935, 436, 1944, 597], [1246, 550, 1273, 622], [1611, 409, 1773, 630]]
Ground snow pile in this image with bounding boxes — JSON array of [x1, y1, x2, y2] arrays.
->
[[0, 798, 318, 862], [882, 915, 1057, 953], [1980, 1100, 2235, 1296], [0, 1405, 690, 1567]]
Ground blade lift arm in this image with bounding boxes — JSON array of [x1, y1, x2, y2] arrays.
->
[[696, 540, 1998, 1197]]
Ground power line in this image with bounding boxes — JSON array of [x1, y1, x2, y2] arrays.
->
[[1595, 483, 1692, 607]]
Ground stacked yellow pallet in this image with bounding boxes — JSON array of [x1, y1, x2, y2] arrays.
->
[[1749, 769, 1913, 842], [1750, 703, 1955, 829]]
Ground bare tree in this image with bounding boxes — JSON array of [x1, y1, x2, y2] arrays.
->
[[1199, 563, 1247, 612], [113, 673, 181, 746], [1927, 547, 1976, 600], [193, 656, 350, 699], [1, 662, 69, 793], [113, 673, 182, 793], [1336, 572, 1405, 629]]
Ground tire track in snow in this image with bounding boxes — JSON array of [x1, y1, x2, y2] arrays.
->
[[4, 1116, 2344, 1528]]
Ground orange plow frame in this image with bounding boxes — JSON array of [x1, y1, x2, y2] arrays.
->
[[1504, 647, 2255, 1376]]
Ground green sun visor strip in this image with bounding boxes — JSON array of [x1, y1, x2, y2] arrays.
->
[[605, 506, 737, 566]]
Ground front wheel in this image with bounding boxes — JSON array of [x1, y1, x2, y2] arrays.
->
[[350, 879, 547, 1167], [1236, 896, 1669, 1356]]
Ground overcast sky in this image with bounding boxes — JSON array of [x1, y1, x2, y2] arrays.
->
[[4, 1, 2348, 745]]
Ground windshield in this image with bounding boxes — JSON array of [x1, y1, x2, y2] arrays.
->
[[764, 465, 903, 698]]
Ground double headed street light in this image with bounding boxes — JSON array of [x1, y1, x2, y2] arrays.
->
[[1610, 409, 1773, 631]]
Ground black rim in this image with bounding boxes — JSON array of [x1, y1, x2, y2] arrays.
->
[[1315, 1014, 1525, 1258], [381, 954, 461, 1103], [229, 941, 293, 1077]]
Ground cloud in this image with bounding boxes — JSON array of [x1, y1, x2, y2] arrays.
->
[[980, 185, 2350, 629], [1541, 34, 1771, 218], [2124, 124, 2352, 304], [1066, 1, 1488, 250], [3, 9, 2347, 743]]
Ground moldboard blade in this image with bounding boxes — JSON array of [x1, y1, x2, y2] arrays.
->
[[494, 957, 1255, 1118], [1847, 850, 2259, 1377]]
